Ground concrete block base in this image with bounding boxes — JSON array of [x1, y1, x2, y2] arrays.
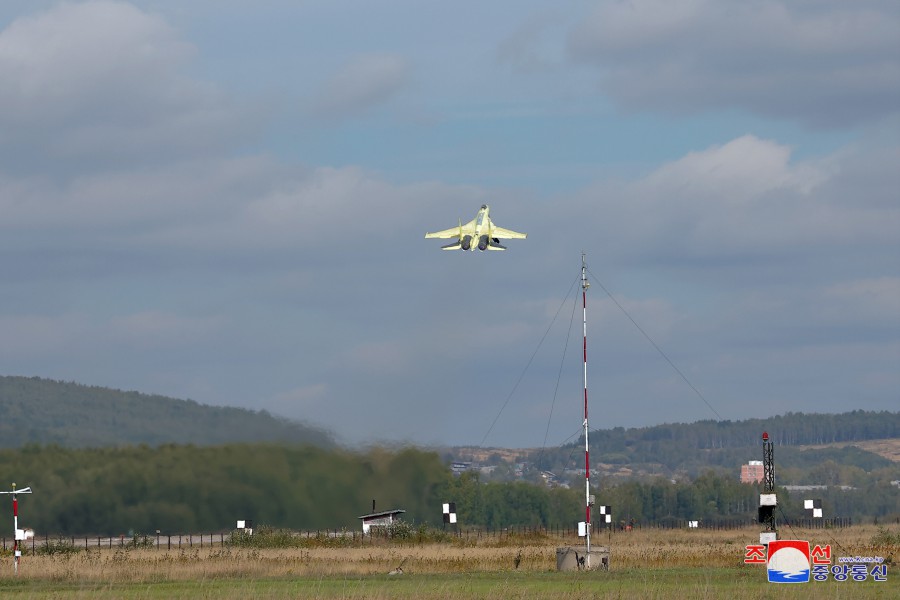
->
[[556, 545, 610, 571]]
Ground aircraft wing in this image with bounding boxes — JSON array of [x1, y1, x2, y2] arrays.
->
[[424, 227, 459, 239], [424, 218, 476, 239], [490, 225, 527, 240]]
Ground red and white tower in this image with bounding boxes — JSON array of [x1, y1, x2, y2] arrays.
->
[[581, 253, 592, 567]]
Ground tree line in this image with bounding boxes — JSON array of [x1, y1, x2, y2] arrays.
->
[[0, 443, 896, 536], [0, 444, 445, 534]]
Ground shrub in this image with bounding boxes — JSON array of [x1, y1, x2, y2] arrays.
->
[[229, 525, 299, 548], [871, 526, 900, 547], [34, 537, 82, 556], [125, 534, 155, 549]]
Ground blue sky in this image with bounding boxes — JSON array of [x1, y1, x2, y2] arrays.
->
[[0, 1, 897, 448]]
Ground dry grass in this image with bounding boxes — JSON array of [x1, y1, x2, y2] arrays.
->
[[2, 523, 893, 584]]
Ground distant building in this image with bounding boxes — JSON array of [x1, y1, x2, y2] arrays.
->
[[783, 484, 856, 492], [783, 485, 827, 492], [740, 460, 764, 484], [357, 509, 406, 534], [451, 461, 472, 475]]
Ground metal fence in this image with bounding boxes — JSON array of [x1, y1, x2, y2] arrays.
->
[[1, 533, 230, 552], [0, 517, 857, 552]]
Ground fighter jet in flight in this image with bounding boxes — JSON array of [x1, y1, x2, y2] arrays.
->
[[424, 204, 526, 251]]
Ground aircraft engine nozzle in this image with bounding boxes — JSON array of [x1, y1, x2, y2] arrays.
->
[[477, 235, 489, 251], [461, 235, 472, 251]]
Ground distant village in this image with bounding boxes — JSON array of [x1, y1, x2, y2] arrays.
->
[[448, 457, 694, 488], [446, 450, 885, 492], [447, 447, 679, 488]]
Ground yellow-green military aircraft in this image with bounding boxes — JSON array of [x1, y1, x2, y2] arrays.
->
[[424, 204, 526, 251]]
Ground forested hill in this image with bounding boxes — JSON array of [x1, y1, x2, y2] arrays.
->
[[0, 376, 333, 449], [587, 410, 900, 450], [528, 410, 900, 477]]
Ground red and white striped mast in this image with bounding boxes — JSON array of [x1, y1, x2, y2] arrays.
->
[[581, 253, 592, 566], [1, 483, 32, 575]]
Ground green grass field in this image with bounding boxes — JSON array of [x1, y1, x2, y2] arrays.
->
[[1, 569, 895, 600]]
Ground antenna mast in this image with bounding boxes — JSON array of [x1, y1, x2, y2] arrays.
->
[[581, 253, 591, 566]]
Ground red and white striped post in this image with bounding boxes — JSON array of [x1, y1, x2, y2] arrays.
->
[[581, 253, 592, 567], [1, 483, 32, 575]]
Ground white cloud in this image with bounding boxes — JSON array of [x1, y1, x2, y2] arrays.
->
[[310, 53, 411, 120], [0, 2, 895, 445], [267, 383, 329, 413], [0, 1, 188, 119], [642, 135, 826, 200], [108, 311, 225, 348], [572, 135, 897, 265], [568, 0, 900, 127], [0, 308, 224, 372], [496, 10, 565, 74], [0, 314, 90, 358], [822, 277, 900, 324], [0, 1, 243, 168], [345, 341, 411, 376]]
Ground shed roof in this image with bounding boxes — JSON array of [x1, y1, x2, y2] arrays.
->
[[357, 509, 406, 520]]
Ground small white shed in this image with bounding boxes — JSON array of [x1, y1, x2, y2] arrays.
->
[[357, 509, 406, 534]]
